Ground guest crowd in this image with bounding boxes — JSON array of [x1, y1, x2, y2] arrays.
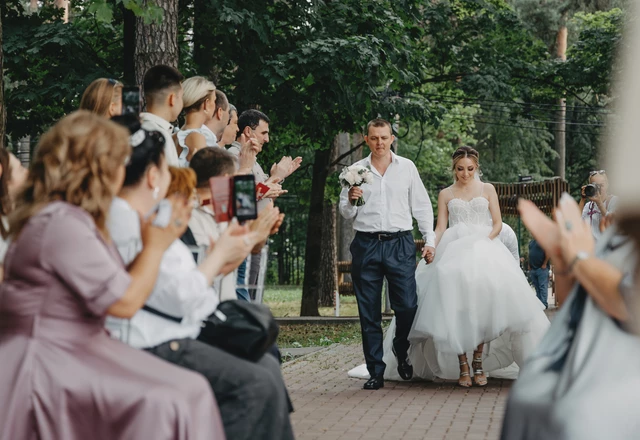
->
[[0, 65, 301, 440]]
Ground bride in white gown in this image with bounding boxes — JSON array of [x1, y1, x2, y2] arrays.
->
[[349, 146, 549, 386]]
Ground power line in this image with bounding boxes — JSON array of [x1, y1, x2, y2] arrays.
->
[[445, 114, 602, 136], [444, 111, 607, 127], [422, 93, 613, 114]]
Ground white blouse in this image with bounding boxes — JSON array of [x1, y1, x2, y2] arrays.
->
[[105, 198, 219, 349]]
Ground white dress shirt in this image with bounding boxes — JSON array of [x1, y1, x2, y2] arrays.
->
[[105, 198, 219, 349], [140, 112, 188, 167], [582, 196, 618, 242], [189, 205, 237, 302], [339, 152, 436, 247]]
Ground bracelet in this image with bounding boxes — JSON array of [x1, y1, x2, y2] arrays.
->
[[556, 251, 590, 276]]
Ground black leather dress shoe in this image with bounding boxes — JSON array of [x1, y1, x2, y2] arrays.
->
[[363, 375, 384, 390], [393, 346, 413, 380]]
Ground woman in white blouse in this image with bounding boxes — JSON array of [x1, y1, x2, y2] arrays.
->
[[106, 116, 294, 440], [175, 76, 218, 161]]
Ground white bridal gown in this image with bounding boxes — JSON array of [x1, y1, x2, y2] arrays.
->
[[349, 190, 550, 381]]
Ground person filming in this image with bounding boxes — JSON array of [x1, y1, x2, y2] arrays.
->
[[579, 170, 617, 241]]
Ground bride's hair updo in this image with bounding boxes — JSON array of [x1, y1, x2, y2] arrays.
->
[[452, 147, 480, 180]]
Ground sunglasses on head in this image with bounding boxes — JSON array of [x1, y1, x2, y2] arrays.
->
[[589, 170, 605, 176]]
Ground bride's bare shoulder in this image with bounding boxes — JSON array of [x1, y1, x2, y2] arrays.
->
[[438, 186, 454, 202]]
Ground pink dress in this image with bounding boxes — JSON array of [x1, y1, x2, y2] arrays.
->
[[0, 202, 226, 440]]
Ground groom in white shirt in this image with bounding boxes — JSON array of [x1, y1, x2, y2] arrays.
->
[[339, 118, 435, 390]]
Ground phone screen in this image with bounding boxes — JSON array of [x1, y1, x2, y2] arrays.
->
[[122, 86, 141, 116], [233, 175, 257, 222]]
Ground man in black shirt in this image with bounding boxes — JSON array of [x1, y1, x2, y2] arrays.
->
[[528, 239, 550, 308]]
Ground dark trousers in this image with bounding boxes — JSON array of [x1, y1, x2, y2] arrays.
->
[[146, 338, 294, 440], [350, 231, 418, 377], [530, 267, 549, 308]]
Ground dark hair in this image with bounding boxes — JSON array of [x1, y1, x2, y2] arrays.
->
[[111, 114, 165, 187], [366, 118, 393, 136], [215, 90, 229, 113], [237, 109, 270, 136], [0, 149, 11, 238], [189, 148, 236, 188], [142, 65, 184, 105]]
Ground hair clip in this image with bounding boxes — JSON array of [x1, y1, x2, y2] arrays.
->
[[130, 129, 146, 147]]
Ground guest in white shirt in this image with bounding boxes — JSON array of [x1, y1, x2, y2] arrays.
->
[[339, 118, 435, 390], [176, 76, 217, 160], [578, 169, 618, 242], [106, 119, 294, 440], [187, 148, 285, 302], [202, 90, 231, 145], [140, 65, 185, 167]]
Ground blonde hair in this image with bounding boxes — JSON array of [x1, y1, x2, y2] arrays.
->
[[167, 167, 197, 199], [451, 146, 480, 180], [9, 111, 131, 239], [182, 76, 216, 113], [79, 78, 123, 117]]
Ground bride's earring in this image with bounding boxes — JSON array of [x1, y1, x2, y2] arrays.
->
[[152, 186, 160, 200]]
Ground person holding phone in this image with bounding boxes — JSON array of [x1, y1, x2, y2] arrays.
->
[[0, 111, 225, 440], [107, 118, 294, 440]]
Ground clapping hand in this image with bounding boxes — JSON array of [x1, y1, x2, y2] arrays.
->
[[207, 220, 256, 276], [270, 156, 303, 181], [237, 133, 260, 174], [519, 194, 594, 274], [263, 182, 288, 199], [141, 194, 191, 252]]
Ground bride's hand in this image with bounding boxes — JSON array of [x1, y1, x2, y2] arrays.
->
[[422, 246, 435, 264], [518, 199, 568, 272]]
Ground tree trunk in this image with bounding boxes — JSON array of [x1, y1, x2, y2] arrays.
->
[[337, 133, 363, 262], [0, 13, 4, 147], [123, 6, 136, 86], [134, 0, 179, 86], [554, 14, 568, 179], [319, 200, 338, 307], [300, 147, 333, 316]]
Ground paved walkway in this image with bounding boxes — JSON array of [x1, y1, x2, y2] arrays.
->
[[283, 343, 511, 440]]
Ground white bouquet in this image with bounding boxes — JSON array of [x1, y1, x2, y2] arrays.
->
[[339, 164, 373, 206]]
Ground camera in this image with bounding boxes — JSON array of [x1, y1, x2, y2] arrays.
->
[[584, 183, 602, 198], [209, 174, 258, 223], [121, 86, 141, 116]]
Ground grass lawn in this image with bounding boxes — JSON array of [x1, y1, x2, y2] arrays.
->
[[263, 286, 360, 317]]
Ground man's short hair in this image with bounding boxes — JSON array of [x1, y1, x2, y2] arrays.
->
[[189, 148, 237, 188], [366, 118, 393, 136], [237, 109, 270, 135], [143, 65, 184, 104], [215, 90, 229, 113]]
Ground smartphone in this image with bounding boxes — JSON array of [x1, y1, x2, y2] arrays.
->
[[256, 182, 270, 201], [233, 174, 258, 222], [122, 86, 141, 116], [146, 199, 172, 228], [209, 176, 233, 223]]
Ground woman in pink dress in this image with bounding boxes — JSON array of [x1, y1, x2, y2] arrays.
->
[[0, 111, 226, 440]]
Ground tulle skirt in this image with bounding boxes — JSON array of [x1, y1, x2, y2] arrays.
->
[[349, 223, 550, 381]]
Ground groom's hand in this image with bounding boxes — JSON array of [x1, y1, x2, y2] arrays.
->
[[349, 187, 363, 201], [422, 246, 435, 264]]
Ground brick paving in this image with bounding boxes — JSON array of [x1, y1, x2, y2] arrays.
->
[[283, 344, 511, 440]]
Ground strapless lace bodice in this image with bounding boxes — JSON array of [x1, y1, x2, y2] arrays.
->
[[447, 197, 493, 227]]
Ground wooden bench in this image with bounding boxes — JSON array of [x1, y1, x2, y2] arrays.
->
[[336, 239, 426, 297]]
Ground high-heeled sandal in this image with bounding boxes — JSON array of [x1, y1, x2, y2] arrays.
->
[[458, 360, 472, 388], [472, 351, 488, 387]]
